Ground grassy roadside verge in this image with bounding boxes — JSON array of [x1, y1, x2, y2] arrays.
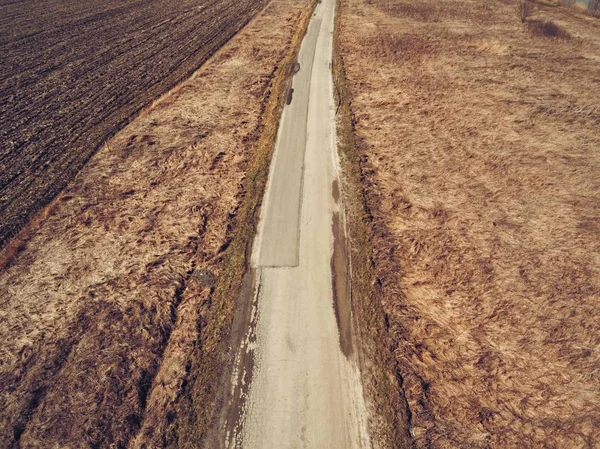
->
[[332, 2, 414, 448], [169, 2, 317, 445]]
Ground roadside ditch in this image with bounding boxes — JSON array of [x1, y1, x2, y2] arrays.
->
[[331, 1, 415, 446]]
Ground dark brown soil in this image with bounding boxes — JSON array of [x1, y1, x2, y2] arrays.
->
[[0, 0, 265, 247]]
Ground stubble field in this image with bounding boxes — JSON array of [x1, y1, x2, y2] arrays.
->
[[338, 0, 600, 447], [0, 0, 265, 247]]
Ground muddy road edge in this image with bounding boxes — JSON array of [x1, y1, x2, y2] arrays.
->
[[331, 0, 414, 446]]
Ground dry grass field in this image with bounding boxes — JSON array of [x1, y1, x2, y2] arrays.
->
[[0, 0, 311, 446], [0, 0, 266, 248], [337, 0, 600, 447]]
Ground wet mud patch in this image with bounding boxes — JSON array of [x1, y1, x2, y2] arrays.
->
[[205, 269, 258, 448], [331, 210, 353, 357], [332, 179, 340, 203]]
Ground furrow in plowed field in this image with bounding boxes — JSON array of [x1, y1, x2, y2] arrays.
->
[[0, 0, 265, 246]]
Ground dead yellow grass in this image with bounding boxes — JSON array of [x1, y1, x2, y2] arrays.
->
[[338, 0, 600, 447], [0, 0, 311, 447]]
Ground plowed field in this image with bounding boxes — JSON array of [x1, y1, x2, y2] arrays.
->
[[0, 0, 264, 247]]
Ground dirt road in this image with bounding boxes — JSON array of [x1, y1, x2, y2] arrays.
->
[[224, 0, 372, 446]]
